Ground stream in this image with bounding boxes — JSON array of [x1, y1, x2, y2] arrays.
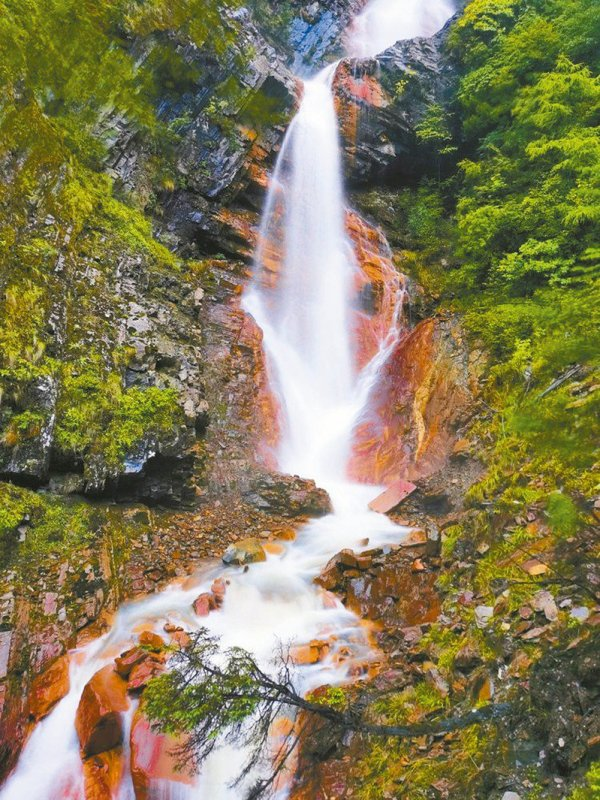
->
[[0, 1, 456, 798]]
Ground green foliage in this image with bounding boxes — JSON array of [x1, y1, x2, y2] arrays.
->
[[415, 103, 457, 159], [565, 762, 600, 799], [305, 686, 348, 711], [0, 482, 93, 574], [545, 492, 579, 537], [55, 358, 182, 470]]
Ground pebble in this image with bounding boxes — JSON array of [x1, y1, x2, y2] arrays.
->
[[475, 605, 494, 627], [501, 793, 521, 800]]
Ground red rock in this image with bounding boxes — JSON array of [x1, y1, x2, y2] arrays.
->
[[138, 631, 165, 651], [128, 658, 165, 693], [83, 748, 125, 800], [75, 665, 129, 757], [192, 592, 218, 617], [130, 710, 194, 800], [114, 648, 147, 679], [368, 480, 417, 514], [211, 578, 227, 604], [29, 655, 70, 720]]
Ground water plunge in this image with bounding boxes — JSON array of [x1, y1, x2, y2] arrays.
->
[[1, 2, 455, 798]]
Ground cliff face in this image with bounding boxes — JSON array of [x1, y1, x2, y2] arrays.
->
[[0, 1, 472, 780]]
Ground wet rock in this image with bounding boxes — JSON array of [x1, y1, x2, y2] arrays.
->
[[287, 0, 364, 71], [128, 657, 164, 693], [291, 640, 330, 665], [75, 665, 129, 757], [345, 559, 440, 627], [29, 655, 70, 721], [192, 592, 219, 616], [0, 375, 58, 485], [531, 637, 600, 773], [130, 709, 194, 800], [368, 479, 416, 513], [138, 631, 165, 651], [211, 578, 227, 605], [83, 748, 125, 800], [114, 648, 147, 679], [222, 538, 267, 566], [243, 472, 332, 517], [350, 317, 476, 486], [315, 555, 345, 591]]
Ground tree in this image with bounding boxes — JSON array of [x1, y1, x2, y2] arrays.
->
[[143, 630, 512, 799]]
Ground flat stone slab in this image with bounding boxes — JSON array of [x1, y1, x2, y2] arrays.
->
[[368, 480, 416, 514]]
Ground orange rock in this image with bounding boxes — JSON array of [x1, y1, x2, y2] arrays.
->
[[263, 542, 285, 556], [521, 559, 549, 576], [401, 529, 428, 548], [83, 748, 125, 800], [138, 631, 165, 651], [276, 527, 297, 541], [29, 655, 70, 721], [128, 658, 164, 694], [114, 648, 147, 679], [130, 710, 194, 800], [170, 630, 191, 649], [75, 665, 129, 757], [290, 640, 330, 666]]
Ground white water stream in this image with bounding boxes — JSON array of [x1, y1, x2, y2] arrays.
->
[[1, 2, 455, 798]]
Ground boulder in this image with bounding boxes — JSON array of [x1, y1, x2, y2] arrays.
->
[[138, 631, 165, 651], [127, 658, 164, 694], [83, 748, 125, 800], [130, 710, 194, 800], [114, 648, 147, 679], [192, 592, 219, 616], [75, 665, 129, 757], [291, 640, 330, 666], [29, 655, 70, 721], [368, 480, 416, 514], [243, 472, 332, 517], [222, 538, 267, 566]]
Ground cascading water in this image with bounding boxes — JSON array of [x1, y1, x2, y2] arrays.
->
[[0, 2, 455, 798], [244, 64, 357, 487]]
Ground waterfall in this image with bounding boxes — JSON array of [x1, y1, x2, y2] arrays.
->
[[244, 63, 359, 488], [0, 2, 455, 799]]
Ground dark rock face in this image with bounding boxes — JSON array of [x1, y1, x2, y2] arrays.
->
[[334, 18, 459, 185], [244, 472, 332, 517], [287, 0, 366, 71], [0, 376, 58, 486], [530, 638, 600, 774]]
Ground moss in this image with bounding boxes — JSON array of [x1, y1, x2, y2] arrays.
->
[[565, 761, 600, 799], [545, 492, 580, 537], [306, 686, 348, 712], [441, 524, 464, 559], [55, 357, 184, 471], [0, 483, 94, 577], [356, 718, 501, 800]]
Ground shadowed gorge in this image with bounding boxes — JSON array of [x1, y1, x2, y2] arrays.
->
[[0, 1, 598, 799]]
